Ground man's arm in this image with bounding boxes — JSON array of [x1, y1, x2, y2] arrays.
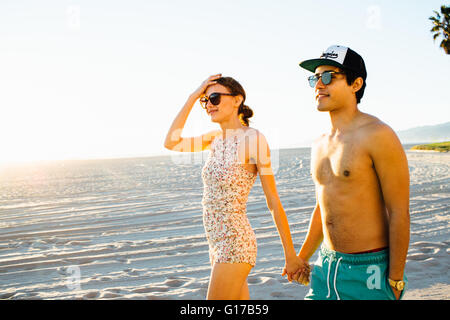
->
[[291, 200, 323, 284], [298, 201, 323, 262], [369, 124, 410, 298]]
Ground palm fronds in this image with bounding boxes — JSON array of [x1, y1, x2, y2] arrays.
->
[[429, 5, 450, 54]]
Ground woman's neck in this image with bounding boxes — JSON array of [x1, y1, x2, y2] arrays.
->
[[219, 118, 246, 138]]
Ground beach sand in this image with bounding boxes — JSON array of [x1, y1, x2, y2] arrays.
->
[[0, 148, 448, 300]]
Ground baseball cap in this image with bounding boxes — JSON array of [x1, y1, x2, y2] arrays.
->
[[299, 45, 367, 80]]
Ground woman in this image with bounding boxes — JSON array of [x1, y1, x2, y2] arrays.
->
[[164, 74, 309, 300]]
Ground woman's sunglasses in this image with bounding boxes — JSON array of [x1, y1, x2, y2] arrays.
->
[[308, 71, 345, 88], [199, 92, 235, 109]]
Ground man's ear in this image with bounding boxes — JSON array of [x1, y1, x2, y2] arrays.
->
[[352, 77, 364, 93]]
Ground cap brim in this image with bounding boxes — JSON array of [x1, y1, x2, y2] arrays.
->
[[299, 58, 345, 73]]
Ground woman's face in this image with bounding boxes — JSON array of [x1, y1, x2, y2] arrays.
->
[[204, 84, 240, 124]]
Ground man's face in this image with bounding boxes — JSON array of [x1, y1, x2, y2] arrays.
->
[[313, 65, 353, 112]]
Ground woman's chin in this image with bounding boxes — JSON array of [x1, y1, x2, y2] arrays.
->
[[209, 114, 220, 123]]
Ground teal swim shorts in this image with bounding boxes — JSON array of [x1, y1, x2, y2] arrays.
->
[[305, 246, 407, 300]]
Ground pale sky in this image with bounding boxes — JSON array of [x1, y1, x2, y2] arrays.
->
[[0, 0, 449, 163]]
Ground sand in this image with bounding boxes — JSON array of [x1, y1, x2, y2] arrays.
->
[[0, 148, 448, 300]]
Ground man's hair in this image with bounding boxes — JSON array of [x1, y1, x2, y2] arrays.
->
[[343, 68, 366, 104]]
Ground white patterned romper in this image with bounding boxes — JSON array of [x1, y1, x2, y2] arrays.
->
[[201, 135, 257, 266]]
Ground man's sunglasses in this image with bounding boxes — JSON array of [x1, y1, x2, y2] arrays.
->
[[308, 71, 345, 88], [199, 92, 235, 109]]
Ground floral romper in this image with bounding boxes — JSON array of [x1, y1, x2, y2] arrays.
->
[[201, 135, 257, 266]]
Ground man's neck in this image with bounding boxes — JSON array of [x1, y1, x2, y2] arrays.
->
[[328, 104, 360, 136]]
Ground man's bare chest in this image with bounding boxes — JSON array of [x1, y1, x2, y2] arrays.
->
[[311, 140, 373, 185]]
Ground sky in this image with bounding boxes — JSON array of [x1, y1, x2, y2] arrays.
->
[[0, 0, 449, 163]]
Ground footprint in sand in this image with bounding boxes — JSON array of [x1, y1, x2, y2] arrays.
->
[[248, 276, 278, 286], [412, 241, 447, 249], [21, 292, 40, 299], [8, 242, 21, 249], [271, 291, 291, 298], [163, 277, 190, 288], [146, 294, 171, 300], [123, 268, 147, 276], [83, 290, 100, 299], [164, 279, 186, 288], [116, 257, 130, 264], [106, 288, 123, 294], [407, 253, 429, 261], [77, 258, 96, 265], [44, 252, 59, 258], [132, 286, 169, 293], [67, 240, 91, 246], [418, 247, 440, 254], [43, 237, 59, 244], [405, 261, 423, 272], [247, 277, 262, 284], [100, 292, 121, 299], [422, 257, 440, 267], [31, 241, 49, 250], [123, 268, 137, 275], [56, 266, 68, 275], [99, 276, 112, 282], [0, 292, 16, 299], [262, 277, 278, 286]]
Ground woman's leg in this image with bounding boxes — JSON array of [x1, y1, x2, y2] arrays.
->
[[239, 280, 250, 300], [207, 262, 252, 300]]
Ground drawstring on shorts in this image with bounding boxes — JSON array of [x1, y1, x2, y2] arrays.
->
[[325, 257, 343, 300]]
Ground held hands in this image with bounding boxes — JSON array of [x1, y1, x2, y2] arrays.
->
[[191, 74, 222, 100], [281, 256, 311, 286]]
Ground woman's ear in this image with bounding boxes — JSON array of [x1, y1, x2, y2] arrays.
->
[[234, 95, 244, 108]]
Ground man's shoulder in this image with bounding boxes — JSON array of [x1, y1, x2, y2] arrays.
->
[[311, 133, 328, 149], [357, 114, 403, 157], [357, 113, 397, 141]]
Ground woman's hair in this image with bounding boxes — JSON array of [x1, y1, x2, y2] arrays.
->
[[216, 77, 253, 126]]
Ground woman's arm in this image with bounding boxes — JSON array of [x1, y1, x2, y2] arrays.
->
[[164, 74, 222, 152], [252, 132, 308, 280]]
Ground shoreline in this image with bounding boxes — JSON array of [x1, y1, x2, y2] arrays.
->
[[409, 149, 449, 153], [1, 144, 447, 168]]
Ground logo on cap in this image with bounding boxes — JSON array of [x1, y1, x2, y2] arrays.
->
[[320, 51, 338, 59]]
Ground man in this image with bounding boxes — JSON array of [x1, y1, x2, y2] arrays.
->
[[294, 45, 410, 300]]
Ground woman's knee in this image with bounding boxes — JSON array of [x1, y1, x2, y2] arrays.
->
[[207, 263, 252, 300]]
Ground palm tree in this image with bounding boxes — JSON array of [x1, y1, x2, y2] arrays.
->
[[429, 5, 450, 54]]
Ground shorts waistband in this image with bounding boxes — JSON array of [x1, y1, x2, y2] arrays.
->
[[350, 246, 388, 254], [320, 245, 389, 265]]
